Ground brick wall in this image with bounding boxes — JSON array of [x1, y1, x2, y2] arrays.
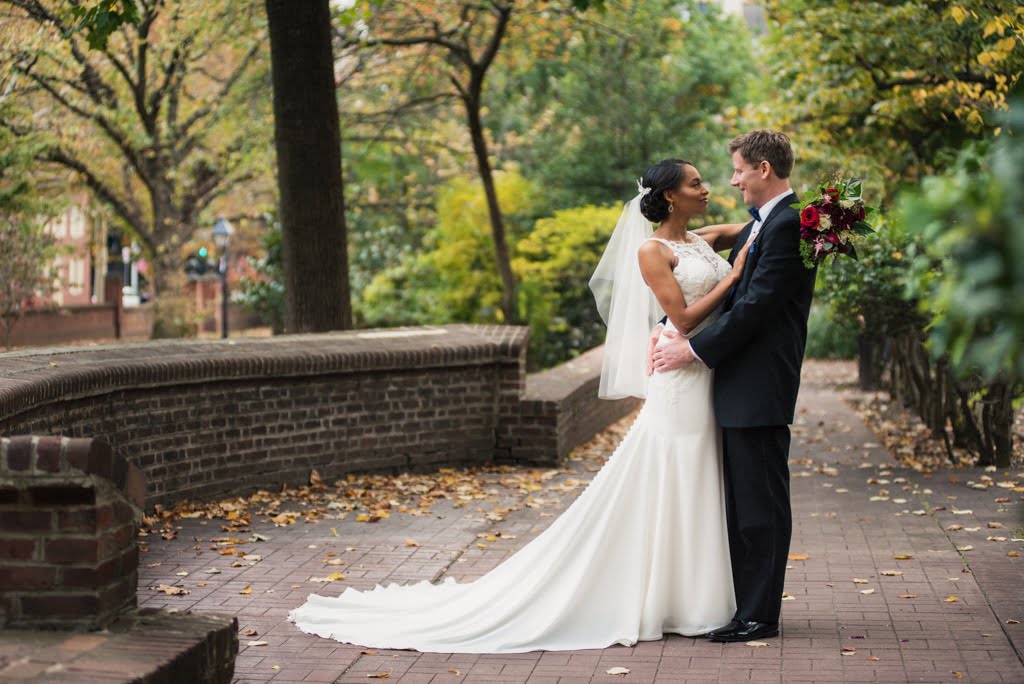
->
[[0, 325, 636, 510], [516, 345, 641, 464], [0, 436, 144, 630]]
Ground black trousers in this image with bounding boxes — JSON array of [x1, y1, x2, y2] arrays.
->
[[721, 425, 792, 624]]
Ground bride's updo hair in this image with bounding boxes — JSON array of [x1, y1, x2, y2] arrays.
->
[[638, 158, 691, 223]]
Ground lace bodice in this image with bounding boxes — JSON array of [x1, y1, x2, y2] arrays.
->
[[646, 236, 732, 337]]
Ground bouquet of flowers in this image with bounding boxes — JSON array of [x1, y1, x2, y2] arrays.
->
[[793, 177, 875, 269]]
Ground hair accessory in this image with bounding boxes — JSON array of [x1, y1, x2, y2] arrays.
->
[[636, 178, 651, 196]]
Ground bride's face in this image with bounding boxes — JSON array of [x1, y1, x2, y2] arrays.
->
[[665, 164, 710, 218]]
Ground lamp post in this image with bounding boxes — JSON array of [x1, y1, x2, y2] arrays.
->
[[211, 217, 235, 339]]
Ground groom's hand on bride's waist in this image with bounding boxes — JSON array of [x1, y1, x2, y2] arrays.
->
[[652, 329, 700, 373], [645, 323, 664, 377]]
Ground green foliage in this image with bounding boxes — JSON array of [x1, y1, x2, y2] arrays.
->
[[0, 125, 62, 347], [497, 0, 755, 213], [763, 0, 1024, 190], [514, 204, 623, 369], [804, 305, 858, 360], [901, 97, 1024, 381], [66, 0, 140, 50], [359, 169, 540, 326], [812, 215, 919, 337], [237, 216, 285, 334]]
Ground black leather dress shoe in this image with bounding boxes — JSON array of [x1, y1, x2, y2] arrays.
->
[[705, 620, 779, 643], [702, 619, 742, 639]]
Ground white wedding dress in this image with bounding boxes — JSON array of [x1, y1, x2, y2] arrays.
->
[[289, 236, 736, 653]]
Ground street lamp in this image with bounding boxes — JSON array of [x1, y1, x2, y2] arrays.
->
[[211, 217, 235, 339]]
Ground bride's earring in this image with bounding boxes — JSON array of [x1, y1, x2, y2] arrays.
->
[[668, 203, 674, 213]]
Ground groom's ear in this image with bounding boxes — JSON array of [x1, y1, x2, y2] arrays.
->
[[759, 160, 773, 179]]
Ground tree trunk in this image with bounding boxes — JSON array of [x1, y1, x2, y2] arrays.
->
[[856, 331, 884, 391], [464, 94, 517, 324], [984, 380, 1015, 468], [266, 0, 351, 333]]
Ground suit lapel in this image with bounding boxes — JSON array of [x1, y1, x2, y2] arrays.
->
[[729, 221, 755, 265], [751, 192, 798, 247], [732, 192, 798, 292]]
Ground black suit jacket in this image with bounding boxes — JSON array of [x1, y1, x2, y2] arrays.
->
[[689, 192, 816, 428]]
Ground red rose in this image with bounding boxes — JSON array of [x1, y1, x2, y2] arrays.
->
[[826, 187, 840, 197], [858, 204, 866, 220], [800, 205, 820, 228]]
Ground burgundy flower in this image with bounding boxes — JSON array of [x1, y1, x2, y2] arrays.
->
[[800, 205, 820, 228]]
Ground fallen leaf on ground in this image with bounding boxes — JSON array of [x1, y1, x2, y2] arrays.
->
[[360, 650, 377, 655], [781, 592, 795, 601], [154, 584, 190, 595], [175, 571, 188, 576], [853, 578, 869, 584], [944, 595, 959, 602], [868, 656, 881, 661], [205, 568, 221, 574], [606, 667, 630, 675], [841, 647, 857, 656], [242, 629, 258, 636], [952, 509, 973, 515], [1007, 619, 1020, 625], [448, 669, 461, 676], [239, 585, 253, 595], [1009, 551, 1021, 558], [947, 524, 964, 531], [405, 539, 420, 547], [880, 570, 903, 576], [366, 674, 390, 679], [956, 545, 974, 552], [987, 522, 1005, 529], [898, 594, 918, 599], [860, 589, 875, 595], [196, 582, 207, 587], [894, 554, 914, 560], [746, 641, 769, 647], [246, 640, 268, 647], [788, 553, 810, 561]]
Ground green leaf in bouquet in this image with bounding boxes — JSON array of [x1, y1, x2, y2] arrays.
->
[[852, 221, 874, 235]]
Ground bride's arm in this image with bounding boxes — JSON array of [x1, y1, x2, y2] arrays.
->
[[637, 240, 750, 336], [693, 222, 747, 252]]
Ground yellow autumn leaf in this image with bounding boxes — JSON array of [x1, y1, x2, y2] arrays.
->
[[239, 585, 253, 595], [944, 595, 959, 602], [788, 553, 810, 561], [894, 554, 913, 560], [949, 6, 968, 25]]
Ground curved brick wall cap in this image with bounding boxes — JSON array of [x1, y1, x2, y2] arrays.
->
[[0, 325, 528, 424]]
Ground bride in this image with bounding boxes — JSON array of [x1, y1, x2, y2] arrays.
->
[[288, 158, 750, 653]]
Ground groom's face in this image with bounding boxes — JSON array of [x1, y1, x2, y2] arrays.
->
[[730, 150, 768, 208]]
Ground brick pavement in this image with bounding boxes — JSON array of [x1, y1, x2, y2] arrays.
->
[[136, 361, 1024, 683]]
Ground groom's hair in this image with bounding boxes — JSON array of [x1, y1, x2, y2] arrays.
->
[[729, 130, 793, 179]]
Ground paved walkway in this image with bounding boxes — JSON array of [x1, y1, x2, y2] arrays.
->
[[137, 362, 1024, 683]]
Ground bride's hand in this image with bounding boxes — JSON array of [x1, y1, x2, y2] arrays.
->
[[730, 237, 755, 283]]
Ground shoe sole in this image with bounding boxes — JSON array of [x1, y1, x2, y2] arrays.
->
[[707, 629, 779, 643]]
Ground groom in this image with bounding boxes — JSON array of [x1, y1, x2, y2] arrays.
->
[[651, 130, 816, 643]]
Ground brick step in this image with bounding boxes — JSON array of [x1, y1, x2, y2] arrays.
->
[[0, 609, 236, 683]]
